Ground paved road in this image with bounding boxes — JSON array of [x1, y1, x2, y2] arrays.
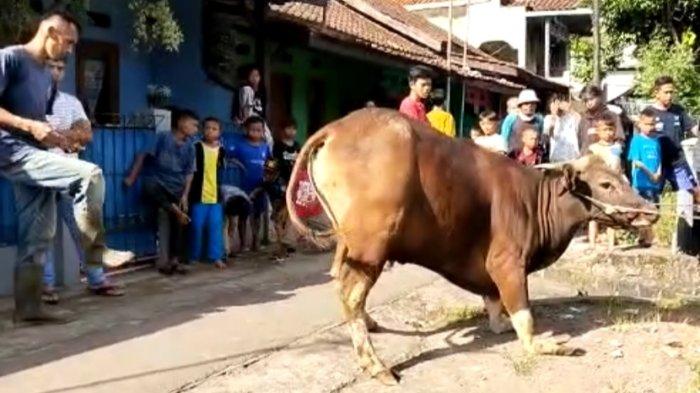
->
[[0, 253, 440, 393]]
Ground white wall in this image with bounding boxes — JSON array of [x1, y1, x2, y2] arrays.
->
[[414, 0, 528, 67]]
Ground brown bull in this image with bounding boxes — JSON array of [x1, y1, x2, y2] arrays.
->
[[285, 108, 658, 385]]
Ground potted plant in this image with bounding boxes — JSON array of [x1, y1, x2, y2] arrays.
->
[[129, 0, 184, 53], [147, 84, 171, 108]]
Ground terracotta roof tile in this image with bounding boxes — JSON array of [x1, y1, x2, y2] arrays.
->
[[501, 0, 583, 11], [269, 1, 444, 66], [268, 1, 562, 92], [396, 0, 583, 11]]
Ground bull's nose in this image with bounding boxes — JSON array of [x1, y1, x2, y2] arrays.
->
[[630, 203, 659, 227]]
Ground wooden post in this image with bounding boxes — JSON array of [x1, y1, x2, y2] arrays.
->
[[459, 1, 470, 137], [544, 17, 551, 78], [446, 0, 454, 110]]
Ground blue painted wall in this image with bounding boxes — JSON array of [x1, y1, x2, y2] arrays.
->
[[62, 0, 152, 118], [151, 0, 233, 122], [60, 0, 232, 123]]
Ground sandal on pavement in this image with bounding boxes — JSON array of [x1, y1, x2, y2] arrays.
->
[[172, 263, 190, 275], [42, 288, 60, 305], [89, 282, 125, 297]]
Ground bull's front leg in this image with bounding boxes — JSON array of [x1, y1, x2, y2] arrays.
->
[[336, 257, 396, 385], [487, 257, 583, 356]]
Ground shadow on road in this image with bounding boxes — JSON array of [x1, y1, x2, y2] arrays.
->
[[392, 296, 700, 374], [0, 254, 333, 379]]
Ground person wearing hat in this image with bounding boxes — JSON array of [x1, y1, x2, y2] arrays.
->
[[577, 85, 624, 153], [427, 88, 456, 137], [501, 89, 544, 152]]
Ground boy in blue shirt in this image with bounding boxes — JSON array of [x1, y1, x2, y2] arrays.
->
[[627, 108, 663, 203], [227, 115, 271, 251], [627, 108, 663, 247], [124, 109, 198, 275]]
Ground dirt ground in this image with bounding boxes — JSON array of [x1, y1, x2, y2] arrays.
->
[[187, 276, 700, 393]]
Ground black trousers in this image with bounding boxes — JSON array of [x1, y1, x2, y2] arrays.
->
[[142, 179, 187, 262]]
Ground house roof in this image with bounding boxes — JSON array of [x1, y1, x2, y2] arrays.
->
[[504, 0, 583, 11], [269, 1, 444, 67], [396, 0, 583, 11], [268, 0, 565, 93]]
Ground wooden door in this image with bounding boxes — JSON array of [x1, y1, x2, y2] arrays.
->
[[268, 72, 293, 141]]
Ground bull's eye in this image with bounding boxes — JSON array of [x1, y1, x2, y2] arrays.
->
[[600, 181, 614, 190]]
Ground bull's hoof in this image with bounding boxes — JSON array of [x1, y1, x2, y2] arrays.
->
[[374, 369, 400, 386], [535, 338, 586, 357], [489, 316, 514, 335]]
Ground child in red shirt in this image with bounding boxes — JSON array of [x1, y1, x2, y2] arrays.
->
[[508, 126, 545, 166]]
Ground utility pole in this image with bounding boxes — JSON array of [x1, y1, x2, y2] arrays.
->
[[592, 0, 601, 85], [459, 0, 470, 138], [446, 0, 453, 110]]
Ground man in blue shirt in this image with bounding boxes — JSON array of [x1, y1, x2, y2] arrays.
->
[[0, 12, 134, 324], [644, 76, 700, 204]]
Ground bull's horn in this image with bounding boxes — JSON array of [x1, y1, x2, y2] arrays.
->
[[533, 156, 592, 171], [533, 163, 560, 170]]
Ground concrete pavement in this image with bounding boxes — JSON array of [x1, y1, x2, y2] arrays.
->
[[0, 252, 441, 393]]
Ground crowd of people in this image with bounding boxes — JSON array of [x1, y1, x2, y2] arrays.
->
[[398, 66, 699, 249], [0, 11, 320, 323], [1, 11, 698, 326]]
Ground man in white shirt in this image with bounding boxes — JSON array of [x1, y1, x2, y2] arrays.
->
[[42, 59, 124, 303]]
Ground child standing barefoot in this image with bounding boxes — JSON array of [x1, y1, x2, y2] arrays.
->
[[189, 117, 226, 269], [587, 113, 625, 249], [227, 116, 271, 252]]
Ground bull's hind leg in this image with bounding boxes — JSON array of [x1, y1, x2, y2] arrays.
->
[[483, 296, 513, 334], [336, 259, 397, 385], [488, 258, 582, 356]]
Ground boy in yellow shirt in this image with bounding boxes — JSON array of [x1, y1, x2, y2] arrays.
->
[[189, 117, 226, 269], [427, 89, 456, 137]]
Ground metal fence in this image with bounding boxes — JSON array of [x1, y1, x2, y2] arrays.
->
[[0, 128, 245, 258]]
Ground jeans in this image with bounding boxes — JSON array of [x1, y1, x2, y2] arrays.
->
[[0, 132, 108, 268], [42, 194, 106, 288], [189, 203, 224, 261]]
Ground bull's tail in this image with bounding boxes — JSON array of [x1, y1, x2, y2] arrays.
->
[[285, 126, 338, 250]]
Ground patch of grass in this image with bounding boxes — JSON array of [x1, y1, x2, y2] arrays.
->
[[676, 357, 700, 393], [504, 352, 538, 377], [438, 305, 484, 325], [656, 295, 689, 311], [654, 189, 677, 247], [610, 311, 662, 333], [605, 298, 665, 332]]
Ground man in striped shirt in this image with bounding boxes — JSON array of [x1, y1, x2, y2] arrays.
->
[[42, 59, 124, 303]]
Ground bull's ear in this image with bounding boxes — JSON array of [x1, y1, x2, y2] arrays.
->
[[560, 163, 578, 195]]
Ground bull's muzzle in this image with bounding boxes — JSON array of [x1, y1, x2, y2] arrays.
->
[[628, 202, 660, 228]]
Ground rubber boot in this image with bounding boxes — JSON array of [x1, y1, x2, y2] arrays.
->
[[13, 264, 71, 325]]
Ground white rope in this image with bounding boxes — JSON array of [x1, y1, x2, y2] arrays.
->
[[575, 193, 700, 220]]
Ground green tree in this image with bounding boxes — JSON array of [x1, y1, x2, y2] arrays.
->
[[0, 0, 91, 46], [571, 0, 700, 114], [570, 28, 631, 83], [601, 0, 700, 45], [634, 31, 700, 113]]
